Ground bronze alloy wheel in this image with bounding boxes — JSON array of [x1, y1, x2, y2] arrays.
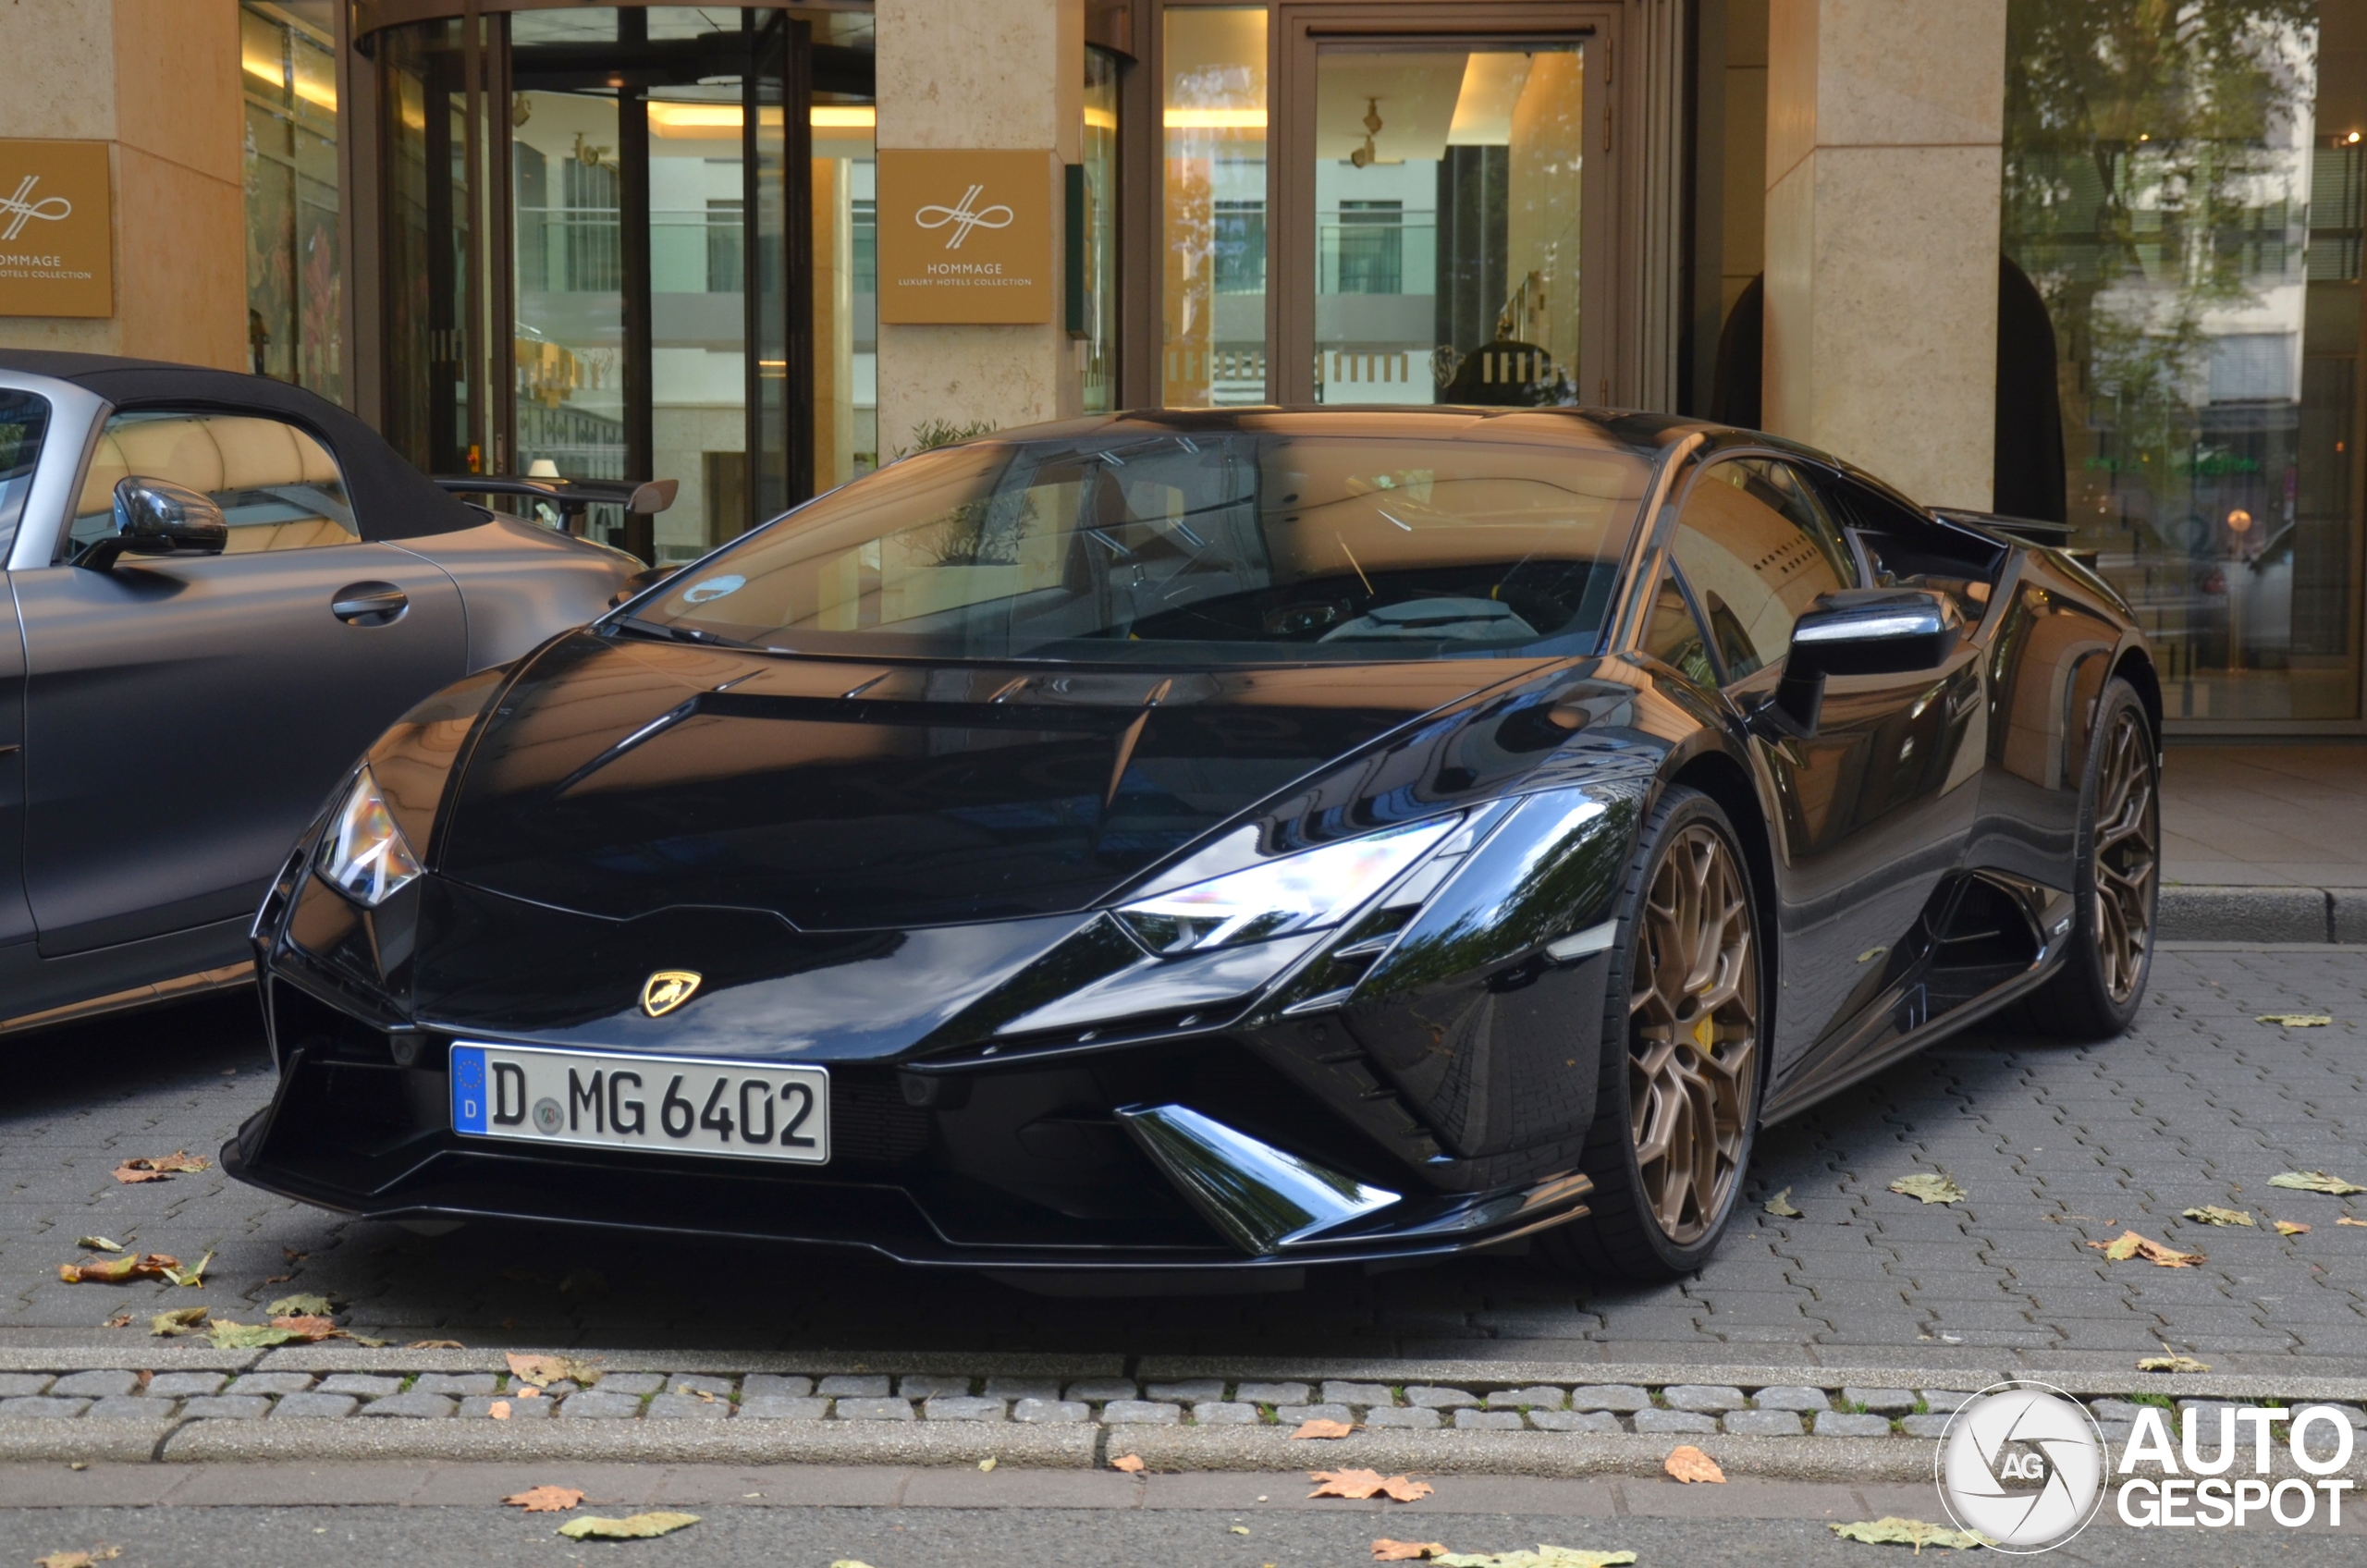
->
[[2091, 703, 2158, 1005], [1625, 822, 1760, 1245]]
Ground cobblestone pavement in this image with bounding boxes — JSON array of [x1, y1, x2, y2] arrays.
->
[[4, 948, 2365, 1368]]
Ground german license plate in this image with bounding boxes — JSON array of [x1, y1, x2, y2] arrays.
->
[[448, 1042, 829, 1165]]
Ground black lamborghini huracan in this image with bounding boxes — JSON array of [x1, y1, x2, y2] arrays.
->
[[227, 409, 2159, 1284]]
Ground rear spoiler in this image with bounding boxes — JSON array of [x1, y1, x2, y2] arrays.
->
[[434, 475, 679, 524]]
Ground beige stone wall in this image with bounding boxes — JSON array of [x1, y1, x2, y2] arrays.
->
[[874, 0, 1083, 451], [0, 0, 244, 367], [1762, 0, 2005, 509]]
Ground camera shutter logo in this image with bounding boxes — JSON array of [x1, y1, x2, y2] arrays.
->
[[914, 184, 1013, 250], [1, 175, 72, 241], [1935, 1381, 2107, 1552]]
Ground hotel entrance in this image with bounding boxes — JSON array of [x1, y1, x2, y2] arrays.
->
[[351, 3, 876, 562]]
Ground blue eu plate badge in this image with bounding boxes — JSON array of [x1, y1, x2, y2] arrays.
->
[[450, 1044, 488, 1133]]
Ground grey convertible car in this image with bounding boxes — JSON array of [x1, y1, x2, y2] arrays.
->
[[0, 351, 639, 1036]]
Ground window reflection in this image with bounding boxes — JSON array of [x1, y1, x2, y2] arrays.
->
[[1164, 6, 1269, 406]]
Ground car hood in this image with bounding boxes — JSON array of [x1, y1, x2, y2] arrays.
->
[[433, 631, 1568, 930]]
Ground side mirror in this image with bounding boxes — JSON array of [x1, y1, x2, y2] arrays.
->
[[627, 479, 679, 516], [78, 476, 230, 570], [1775, 589, 1960, 732], [608, 563, 680, 607]]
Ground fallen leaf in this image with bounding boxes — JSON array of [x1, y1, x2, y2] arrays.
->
[[149, 1307, 208, 1337], [74, 1237, 123, 1254], [1308, 1470, 1433, 1501], [490, 1401, 511, 1420], [978, 1457, 996, 1472], [2275, 1220, 2311, 1236], [34, 1549, 121, 1568], [675, 1384, 719, 1403], [556, 1512, 699, 1541], [1830, 1517, 1988, 1552], [204, 1319, 303, 1349], [2181, 1206, 2253, 1227], [1294, 1417, 1355, 1439], [2271, 1170, 2367, 1195], [113, 1152, 209, 1182], [349, 1334, 391, 1348], [830, 1562, 879, 1568], [504, 1486, 585, 1513], [1763, 1188, 1803, 1218], [1110, 1453, 1145, 1474], [161, 1250, 214, 1288], [2137, 1351, 2212, 1374], [100, 1311, 132, 1330], [1889, 1172, 1967, 1206], [518, 1385, 543, 1400], [2340, 1217, 2367, 1228], [57, 1252, 180, 1285], [1232, 1526, 1250, 1535], [1663, 1445, 1725, 1484], [1374, 1544, 1450, 1562], [410, 1339, 465, 1350], [2257, 1013, 2334, 1027], [2088, 1230, 2204, 1267], [267, 1292, 337, 1317], [269, 1315, 341, 1342], [1433, 1551, 1637, 1568], [507, 1352, 600, 1388]]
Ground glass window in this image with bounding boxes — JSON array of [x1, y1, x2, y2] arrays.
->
[[2004, 0, 2361, 724], [240, 1, 342, 401], [1164, 6, 1269, 407], [68, 412, 357, 557], [0, 391, 50, 557], [631, 429, 1650, 665], [1081, 46, 1121, 413], [1668, 458, 1853, 680], [1642, 570, 1720, 687]]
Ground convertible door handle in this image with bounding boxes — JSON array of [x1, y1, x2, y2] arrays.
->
[[331, 582, 409, 625]]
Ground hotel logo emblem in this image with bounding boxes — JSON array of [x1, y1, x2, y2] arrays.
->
[[914, 183, 1014, 250], [0, 175, 72, 242]]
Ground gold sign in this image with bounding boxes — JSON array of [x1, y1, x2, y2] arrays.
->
[[0, 140, 112, 318], [640, 970, 703, 1018], [876, 149, 1054, 325]]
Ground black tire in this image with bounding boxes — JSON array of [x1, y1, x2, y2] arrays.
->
[[2021, 678, 2159, 1038], [1539, 785, 1766, 1281]]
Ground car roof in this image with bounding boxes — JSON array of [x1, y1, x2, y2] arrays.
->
[[0, 350, 479, 541]]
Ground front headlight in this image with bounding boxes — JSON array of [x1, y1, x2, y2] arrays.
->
[[316, 766, 424, 908], [1117, 817, 1459, 956]]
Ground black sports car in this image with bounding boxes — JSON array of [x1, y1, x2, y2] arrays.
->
[[228, 409, 2159, 1284]]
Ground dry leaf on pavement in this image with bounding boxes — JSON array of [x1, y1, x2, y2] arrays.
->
[[503, 1485, 584, 1513], [270, 1315, 341, 1342], [2256, 1013, 2334, 1027], [829, 1562, 880, 1568], [2270, 1170, 2367, 1195], [57, 1252, 180, 1285], [507, 1352, 601, 1388], [2275, 1220, 2311, 1236], [113, 1152, 209, 1182], [74, 1237, 122, 1254], [205, 1319, 304, 1350], [1110, 1453, 1145, 1474], [1888, 1172, 1967, 1206], [2088, 1230, 2203, 1267], [1433, 1550, 1637, 1568], [1309, 1470, 1433, 1501], [1763, 1188, 1803, 1218], [2136, 1349, 2211, 1373], [149, 1307, 208, 1337], [1374, 1541, 1450, 1562], [489, 1401, 512, 1420], [1294, 1418, 1355, 1439], [267, 1292, 336, 1317], [101, 1311, 133, 1330], [2181, 1206, 2253, 1227], [1830, 1517, 1988, 1551], [978, 1458, 996, 1472], [409, 1339, 465, 1350], [555, 1512, 699, 1540], [1662, 1445, 1725, 1484], [34, 1548, 121, 1568], [161, 1251, 214, 1288], [2339, 1217, 2367, 1228]]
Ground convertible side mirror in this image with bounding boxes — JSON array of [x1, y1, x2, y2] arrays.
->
[[77, 476, 230, 570], [609, 562, 680, 607], [1775, 588, 1961, 732], [627, 479, 679, 515]]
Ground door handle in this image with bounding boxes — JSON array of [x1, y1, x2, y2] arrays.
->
[[332, 582, 409, 626]]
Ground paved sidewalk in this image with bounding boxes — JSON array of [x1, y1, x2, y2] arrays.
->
[[4, 949, 2365, 1376], [2163, 744, 2367, 888]]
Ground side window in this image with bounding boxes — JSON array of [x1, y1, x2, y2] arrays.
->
[[1819, 471, 2005, 621], [0, 390, 49, 558], [1641, 570, 1721, 689], [67, 411, 358, 559], [1667, 457, 1854, 680]]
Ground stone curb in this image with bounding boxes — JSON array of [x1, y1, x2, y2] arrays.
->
[[156, 1417, 1099, 1467], [246, 1348, 1127, 1378], [1114, 1427, 1940, 1482], [2159, 883, 2367, 943]]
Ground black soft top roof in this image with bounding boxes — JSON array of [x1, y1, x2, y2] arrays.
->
[[0, 350, 478, 541]]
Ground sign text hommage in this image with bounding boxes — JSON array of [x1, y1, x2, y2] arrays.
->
[[876, 149, 1053, 325]]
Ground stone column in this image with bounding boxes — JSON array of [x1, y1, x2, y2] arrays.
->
[[874, 0, 1083, 454], [1762, 0, 2005, 508], [0, 0, 244, 367]]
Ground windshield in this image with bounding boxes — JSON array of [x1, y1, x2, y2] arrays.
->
[[629, 426, 1651, 664]]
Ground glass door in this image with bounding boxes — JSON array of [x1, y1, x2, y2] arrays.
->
[[1269, 16, 1609, 408]]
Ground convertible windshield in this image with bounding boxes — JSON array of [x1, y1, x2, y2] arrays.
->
[[630, 425, 1652, 664]]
